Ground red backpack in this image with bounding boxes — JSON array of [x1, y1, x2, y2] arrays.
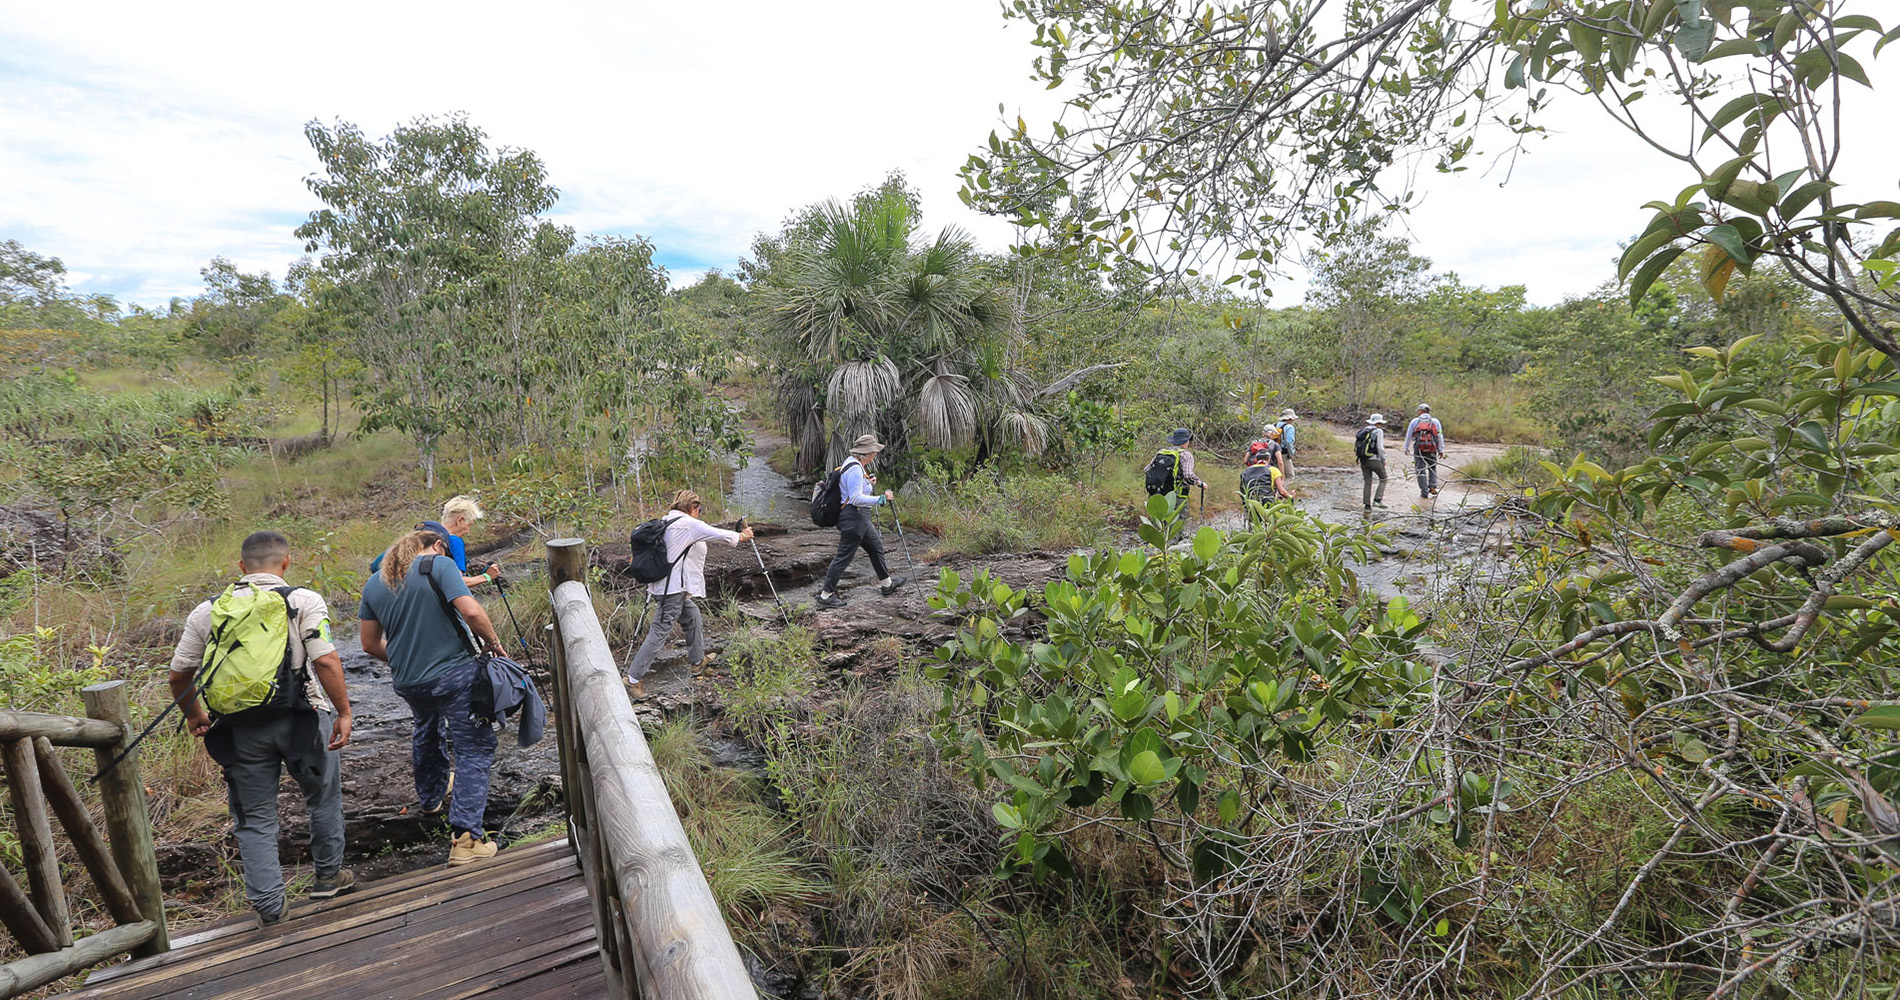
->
[[1245, 439, 1279, 466], [1413, 419, 1441, 455]]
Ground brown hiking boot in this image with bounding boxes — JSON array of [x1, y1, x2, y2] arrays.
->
[[449, 831, 498, 867]]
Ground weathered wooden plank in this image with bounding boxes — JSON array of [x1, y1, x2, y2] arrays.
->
[[550, 552, 759, 1000], [0, 860, 59, 955], [83, 840, 578, 985], [2, 736, 73, 949], [32, 738, 143, 925], [403, 938, 603, 1000], [79, 681, 167, 957], [78, 851, 582, 997], [0, 712, 123, 749], [0, 920, 155, 998]]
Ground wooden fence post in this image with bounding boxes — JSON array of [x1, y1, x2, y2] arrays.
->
[[1, 737, 71, 948], [80, 681, 168, 956]]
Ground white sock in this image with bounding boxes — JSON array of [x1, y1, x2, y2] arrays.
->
[[879, 577, 892, 587]]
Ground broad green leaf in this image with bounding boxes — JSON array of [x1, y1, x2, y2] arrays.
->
[[1853, 706, 1900, 730], [1629, 245, 1687, 305]]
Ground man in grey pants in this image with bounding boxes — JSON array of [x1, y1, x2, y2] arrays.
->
[[1357, 413, 1391, 512], [168, 531, 354, 928]]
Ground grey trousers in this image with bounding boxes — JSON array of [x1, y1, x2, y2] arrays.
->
[[627, 592, 703, 680], [1361, 459, 1388, 507], [223, 712, 342, 920], [1414, 452, 1440, 496]]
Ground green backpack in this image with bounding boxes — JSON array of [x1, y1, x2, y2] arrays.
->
[[197, 583, 307, 725]]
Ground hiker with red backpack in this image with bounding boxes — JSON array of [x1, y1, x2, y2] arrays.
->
[[1403, 403, 1447, 499], [166, 530, 354, 927], [1243, 425, 1286, 476]]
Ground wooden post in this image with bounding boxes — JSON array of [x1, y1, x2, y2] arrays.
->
[[551, 574, 759, 999], [0, 712, 124, 747], [80, 681, 168, 957], [1, 737, 72, 948], [33, 738, 143, 924], [547, 537, 588, 587], [0, 920, 155, 998], [0, 862, 59, 955]]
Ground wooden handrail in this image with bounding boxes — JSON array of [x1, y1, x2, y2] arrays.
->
[[0, 680, 169, 999], [546, 538, 758, 1000]]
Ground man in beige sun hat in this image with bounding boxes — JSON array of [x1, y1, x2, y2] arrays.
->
[[815, 434, 905, 610]]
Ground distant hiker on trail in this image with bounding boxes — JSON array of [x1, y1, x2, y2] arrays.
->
[[368, 495, 500, 590], [1243, 425, 1286, 475], [815, 434, 907, 610], [1240, 445, 1292, 524], [1145, 428, 1208, 501], [1404, 403, 1447, 499], [359, 529, 509, 868], [623, 489, 753, 698], [1355, 414, 1390, 513], [166, 530, 353, 928], [1274, 408, 1300, 479]]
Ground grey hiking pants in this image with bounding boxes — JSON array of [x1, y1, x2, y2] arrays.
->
[[1414, 452, 1440, 496], [627, 592, 704, 680], [223, 711, 343, 920], [823, 505, 891, 593], [1360, 459, 1387, 508]]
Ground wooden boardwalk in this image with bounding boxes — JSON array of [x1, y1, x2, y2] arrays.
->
[[52, 837, 604, 1000]]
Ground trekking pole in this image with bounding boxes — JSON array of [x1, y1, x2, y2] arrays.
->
[[739, 517, 791, 622], [888, 497, 918, 574], [1199, 485, 1206, 522], [491, 572, 535, 668]]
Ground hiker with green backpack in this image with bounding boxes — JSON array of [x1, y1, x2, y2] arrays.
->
[[165, 530, 354, 928], [1355, 413, 1390, 512], [1144, 428, 1208, 511], [360, 528, 510, 868]]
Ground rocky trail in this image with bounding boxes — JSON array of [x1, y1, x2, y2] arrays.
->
[[231, 424, 1529, 890]]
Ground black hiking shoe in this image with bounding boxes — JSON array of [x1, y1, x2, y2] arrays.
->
[[815, 593, 847, 610], [879, 576, 908, 597], [310, 869, 356, 900], [255, 908, 284, 930]]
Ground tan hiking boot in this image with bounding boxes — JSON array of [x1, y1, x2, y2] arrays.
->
[[449, 831, 498, 867]]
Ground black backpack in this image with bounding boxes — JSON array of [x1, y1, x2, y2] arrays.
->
[[1240, 464, 1276, 503], [628, 514, 687, 586], [1354, 427, 1380, 462], [1144, 449, 1184, 496], [809, 459, 857, 528]]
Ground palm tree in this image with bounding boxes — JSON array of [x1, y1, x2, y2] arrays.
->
[[761, 187, 1047, 473]]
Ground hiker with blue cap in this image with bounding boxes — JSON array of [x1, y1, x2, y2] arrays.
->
[[1144, 427, 1208, 500]]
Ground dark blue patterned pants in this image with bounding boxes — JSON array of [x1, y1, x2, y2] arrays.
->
[[396, 659, 496, 837]]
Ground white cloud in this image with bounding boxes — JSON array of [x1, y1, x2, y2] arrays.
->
[[2, 1, 1894, 308]]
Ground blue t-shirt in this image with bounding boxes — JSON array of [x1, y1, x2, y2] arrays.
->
[[359, 554, 476, 689], [367, 522, 468, 575]]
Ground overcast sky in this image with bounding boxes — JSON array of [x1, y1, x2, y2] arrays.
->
[[3, 1, 1894, 308]]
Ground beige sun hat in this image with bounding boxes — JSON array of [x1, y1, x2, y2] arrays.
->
[[1279, 408, 1298, 421], [849, 434, 885, 455], [1366, 413, 1388, 425]]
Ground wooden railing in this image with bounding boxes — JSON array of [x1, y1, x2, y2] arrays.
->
[[0, 680, 168, 998], [544, 538, 758, 1000]]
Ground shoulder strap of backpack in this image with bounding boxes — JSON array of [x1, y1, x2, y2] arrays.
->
[[654, 514, 692, 597], [418, 555, 479, 658]]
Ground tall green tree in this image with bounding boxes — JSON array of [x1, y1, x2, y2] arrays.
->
[[757, 179, 1040, 472], [1307, 221, 1433, 409], [295, 115, 566, 486]]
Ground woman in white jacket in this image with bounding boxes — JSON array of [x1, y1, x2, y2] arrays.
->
[[624, 490, 753, 696]]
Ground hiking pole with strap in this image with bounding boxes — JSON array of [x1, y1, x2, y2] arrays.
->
[[888, 497, 918, 574], [1199, 484, 1206, 522], [491, 572, 535, 668], [738, 517, 791, 623]]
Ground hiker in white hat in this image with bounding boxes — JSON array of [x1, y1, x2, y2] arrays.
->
[[1274, 408, 1299, 480], [1355, 414, 1389, 512], [815, 434, 906, 609]]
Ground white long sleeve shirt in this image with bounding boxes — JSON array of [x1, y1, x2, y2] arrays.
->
[[839, 458, 885, 508], [650, 512, 744, 597]]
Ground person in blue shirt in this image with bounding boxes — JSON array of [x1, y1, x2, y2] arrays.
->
[[366, 495, 499, 591], [359, 529, 509, 867], [815, 434, 907, 610]]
